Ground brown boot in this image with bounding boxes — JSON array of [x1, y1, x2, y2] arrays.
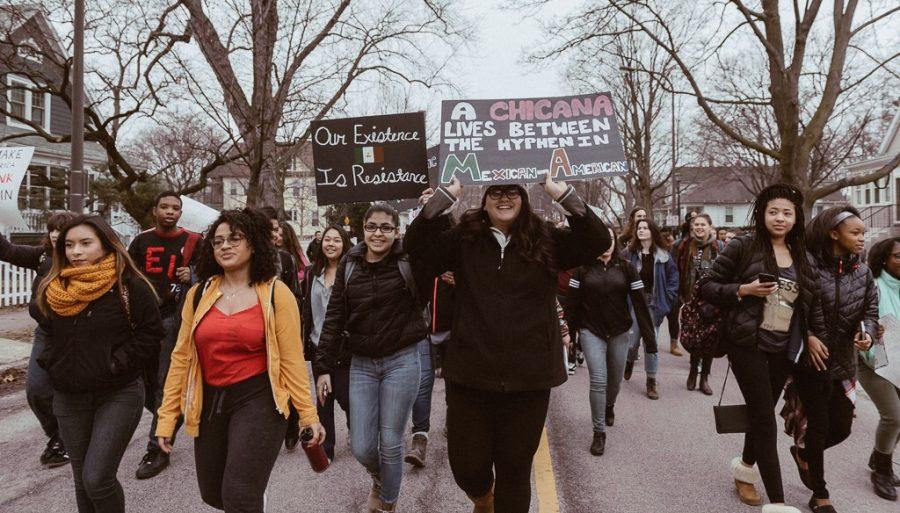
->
[[699, 374, 713, 395], [646, 378, 659, 400], [468, 486, 494, 513], [367, 479, 382, 513], [376, 501, 396, 512], [731, 457, 763, 506], [404, 433, 428, 468], [686, 367, 698, 391], [670, 341, 683, 356]]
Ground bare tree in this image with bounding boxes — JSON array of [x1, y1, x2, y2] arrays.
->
[[153, 0, 465, 208], [527, 0, 900, 213], [0, 2, 241, 222]]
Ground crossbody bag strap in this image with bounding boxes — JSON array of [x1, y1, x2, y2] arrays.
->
[[718, 363, 732, 407]]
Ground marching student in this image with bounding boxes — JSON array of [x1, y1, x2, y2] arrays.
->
[[700, 184, 819, 513], [0, 211, 75, 468], [862, 236, 900, 501], [128, 191, 201, 479], [405, 174, 609, 513], [37, 215, 163, 513], [156, 208, 323, 513], [790, 206, 879, 512], [315, 203, 430, 513], [569, 227, 656, 454], [622, 219, 679, 400]]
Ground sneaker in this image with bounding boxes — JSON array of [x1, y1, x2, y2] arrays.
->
[[135, 451, 170, 480], [576, 350, 585, 366], [567, 363, 577, 375], [40, 436, 70, 468]]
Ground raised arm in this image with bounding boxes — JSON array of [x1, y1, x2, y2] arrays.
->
[[0, 232, 44, 270], [551, 187, 610, 272], [404, 187, 459, 275]]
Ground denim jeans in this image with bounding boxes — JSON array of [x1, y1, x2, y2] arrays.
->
[[146, 315, 183, 453], [411, 339, 435, 434], [349, 342, 421, 504], [626, 309, 660, 378], [580, 329, 631, 432], [27, 325, 57, 438], [53, 379, 144, 513]]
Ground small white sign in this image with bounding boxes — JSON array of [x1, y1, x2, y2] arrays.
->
[[362, 147, 375, 164], [0, 146, 35, 229], [179, 195, 219, 234]]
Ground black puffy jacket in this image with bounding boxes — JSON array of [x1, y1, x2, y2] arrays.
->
[[0, 234, 52, 321], [314, 241, 428, 375], [37, 271, 164, 393], [301, 262, 351, 368], [700, 235, 822, 362], [806, 252, 879, 380]]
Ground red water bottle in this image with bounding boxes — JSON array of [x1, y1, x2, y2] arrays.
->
[[300, 427, 330, 473]]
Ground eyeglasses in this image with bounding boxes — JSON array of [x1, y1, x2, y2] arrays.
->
[[211, 233, 246, 249], [364, 223, 396, 233], [486, 187, 521, 200]]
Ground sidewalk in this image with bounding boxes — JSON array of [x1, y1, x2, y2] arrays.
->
[[0, 307, 35, 373]]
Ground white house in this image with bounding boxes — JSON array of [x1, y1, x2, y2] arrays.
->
[[846, 106, 900, 242]]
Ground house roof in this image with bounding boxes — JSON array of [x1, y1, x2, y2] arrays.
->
[[677, 166, 846, 205], [878, 105, 900, 156]]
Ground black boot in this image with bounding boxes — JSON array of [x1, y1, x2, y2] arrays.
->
[[40, 435, 70, 468], [623, 361, 634, 381], [605, 404, 615, 427], [870, 450, 900, 486], [871, 451, 898, 501], [698, 374, 713, 396], [135, 451, 170, 480], [590, 431, 606, 456], [686, 367, 698, 391]]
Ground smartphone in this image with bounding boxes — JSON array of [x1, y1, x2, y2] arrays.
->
[[859, 321, 867, 337], [758, 273, 778, 284]]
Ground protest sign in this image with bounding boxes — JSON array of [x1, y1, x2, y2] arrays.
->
[[0, 146, 35, 229], [179, 195, 220, 234], [438, 93, 627, 185], [875, 314, 900, 389], [311, 112, 428, 205]]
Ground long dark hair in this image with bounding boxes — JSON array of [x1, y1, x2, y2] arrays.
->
[[868, 236, 900, 279], [806, 205, 861, 259], [314, 225, 351, 272], [196, 208, 278, 284], [457, 185, 555, 271], [37, 215, 155, 315], [627, 219, 665, 254], [43, 211, 77, 251], [620, 206, 647, 243], [279, 221, 303, 262], [748, 183, 811, 286]]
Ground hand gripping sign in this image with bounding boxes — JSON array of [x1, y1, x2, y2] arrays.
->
[[0, 146, 35, 229], [438, 93, 628, 185]]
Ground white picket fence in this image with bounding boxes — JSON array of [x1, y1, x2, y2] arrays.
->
[[0, 261, 35, 307]]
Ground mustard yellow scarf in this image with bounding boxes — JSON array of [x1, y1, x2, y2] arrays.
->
[[46, 253, 118, 317]]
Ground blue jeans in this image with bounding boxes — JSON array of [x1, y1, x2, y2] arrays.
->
[[626, 312, 661, 378], [580, 329, 631, 432], [349, 343, 421, 504], [54, 379, 145, 513], [27, 325, 57, 438], [411, 339, 435, 434]]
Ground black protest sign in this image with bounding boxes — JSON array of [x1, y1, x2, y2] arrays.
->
[[311, 112, 428, 205], [438, 93, 628, 185], [426, 145, 440, 187]]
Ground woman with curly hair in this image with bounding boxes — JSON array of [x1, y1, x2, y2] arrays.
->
[[156, 208, 324, 513]]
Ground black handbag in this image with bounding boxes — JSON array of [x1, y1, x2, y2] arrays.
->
[[713, 364, 750, 434]]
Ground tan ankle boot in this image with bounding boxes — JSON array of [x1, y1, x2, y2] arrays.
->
[[731, 457, 763, 506], [670, 340, 683, 356], [367, 479, 382, 513], [468, 487, 494, 513], [376, 500, 396, 512]]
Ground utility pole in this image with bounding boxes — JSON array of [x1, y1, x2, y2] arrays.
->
[[671, 88, 678, 224], [69, 0, 85, 212]]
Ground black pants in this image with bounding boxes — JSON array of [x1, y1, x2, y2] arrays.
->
[[667, 298, 681, 340], [445, 380, 550, 513], [690, 353, 713, 375], [195, 373, 287, 513], [146, 315, 183, 453], [302, 365, 350, 460], [795, 371, 854, 499], [728, 345, 792, 503], [53, 379, 145, 513], [27, 325, 57, 439]]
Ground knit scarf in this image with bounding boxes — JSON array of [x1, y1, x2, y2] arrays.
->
[[46, 253, 118, 317], [876, 271, 900, 319]]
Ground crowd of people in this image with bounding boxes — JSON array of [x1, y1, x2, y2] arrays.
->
[[0, 177, 897, 513]]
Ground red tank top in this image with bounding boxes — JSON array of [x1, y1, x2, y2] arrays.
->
[[194, 304, 267, 387]]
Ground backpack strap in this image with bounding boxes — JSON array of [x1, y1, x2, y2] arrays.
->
[[181, 231, 201, 267], [191, 278, 213, 313], [344, 259, 356, 287]]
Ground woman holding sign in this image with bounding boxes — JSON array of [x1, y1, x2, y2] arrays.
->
[[790, 206, 878, 513], [406, 173, 609, 513], [861, 236, 900, 501]]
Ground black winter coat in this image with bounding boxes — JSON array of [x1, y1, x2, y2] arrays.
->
[[301, 262, 351, 368], [314, 241, 428, 375], [806, 252, 879, 380], [700, 235, 822, 362], [0, 234, 52, 321], [37, 271, 164, 393], [404, 186, 610, 392]]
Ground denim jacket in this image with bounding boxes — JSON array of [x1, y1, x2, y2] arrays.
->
[[622, 247, 679, 325]]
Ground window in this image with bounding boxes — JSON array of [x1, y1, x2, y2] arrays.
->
[[229, 181, 239, 196], [856, 186, 863, 205], [865, 187, 871, 204], [17, 38, 43, 64], [290, 209, 299, 222], [724, 206, 734, 224], [18, 165, 53, 210], [49, 167, 67, 209], [895, 177, 900, 224], [311, 210, 319, 227], [6, 75, 50, 131], [292, 187, 300, 198]]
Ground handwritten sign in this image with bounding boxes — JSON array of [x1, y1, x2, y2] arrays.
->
[[438, 93, 628, 185], [179, 195, 220, 234], [311, 112, 428, 205], [0, 146, 35, 228]]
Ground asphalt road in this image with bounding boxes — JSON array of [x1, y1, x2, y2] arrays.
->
[[0, 324, 897, 513]]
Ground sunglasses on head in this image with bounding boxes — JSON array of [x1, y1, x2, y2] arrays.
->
[[486, 187, 521, 200]]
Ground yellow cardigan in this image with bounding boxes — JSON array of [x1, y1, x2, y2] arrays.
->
[[156, 276, 319, 438]]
